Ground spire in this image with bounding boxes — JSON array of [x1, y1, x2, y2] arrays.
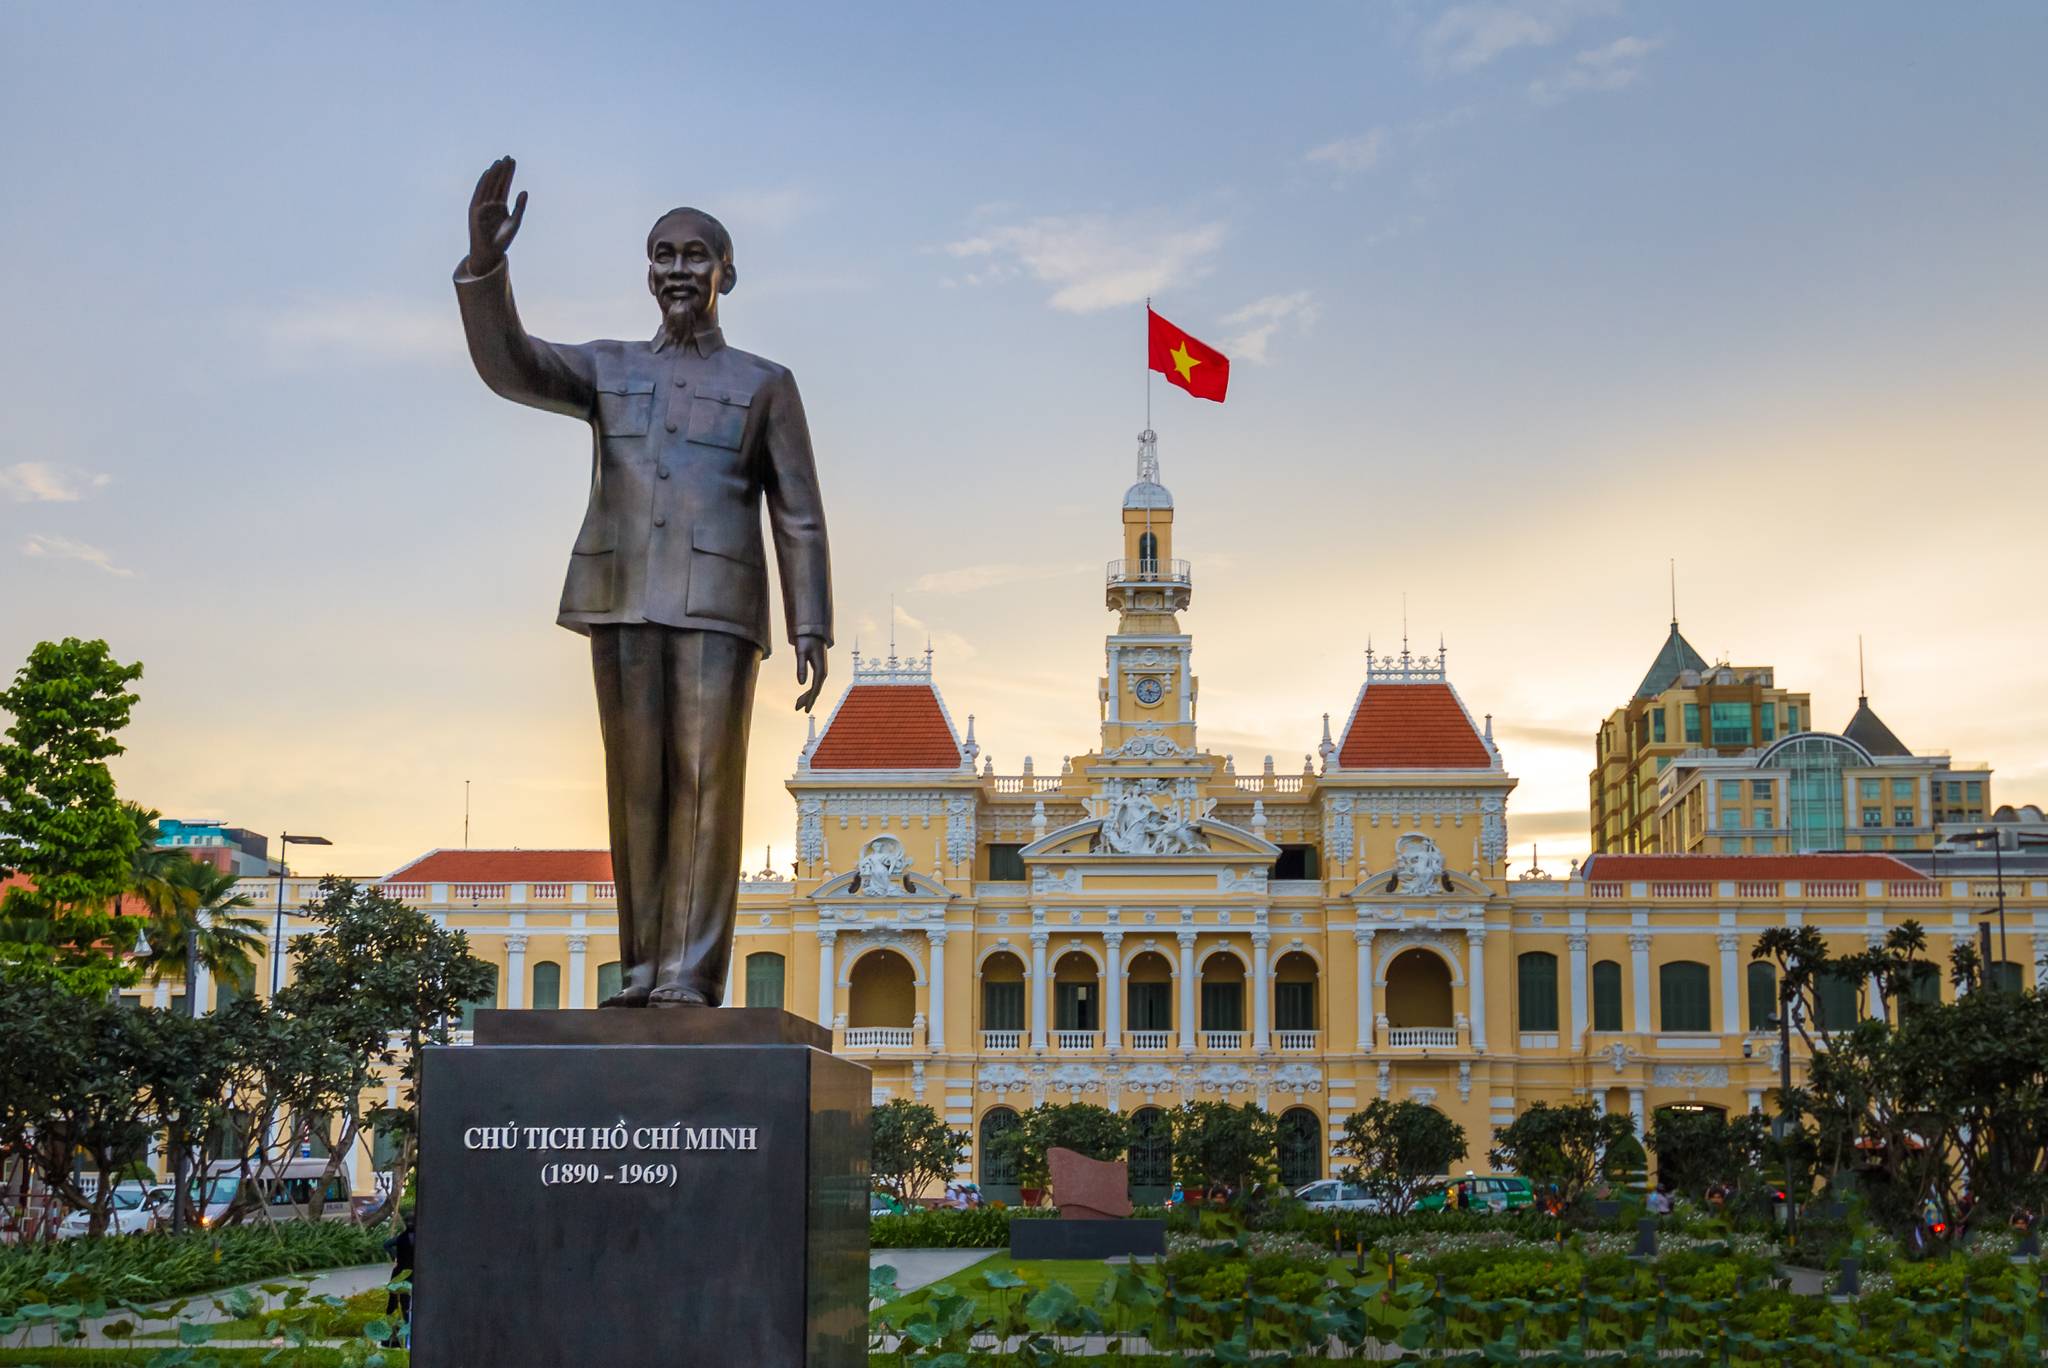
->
[[1633, 619, 1710, 699], [1843, 638, 1911, 756]]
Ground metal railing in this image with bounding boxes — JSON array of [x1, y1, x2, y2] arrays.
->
[[1105, 558, 1192, 586]]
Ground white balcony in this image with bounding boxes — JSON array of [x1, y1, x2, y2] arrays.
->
[[980, 1029, 1024, 1051], [1124, 1030, 1174, 1051], [1385, 1026, 1459, 1048], [1275, 1030, 1320, 1051], [1054, 1030, 1101, 1051], [844, 1027, 915, 1049], [1202, 1030, 1246, 1050]]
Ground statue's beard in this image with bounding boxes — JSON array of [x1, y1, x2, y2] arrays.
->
[[662, 295, 707, 342]]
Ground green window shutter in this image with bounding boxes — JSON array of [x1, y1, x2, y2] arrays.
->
[[983, 981, 1024, 1030], [1818, 969, 1860, 1029], [745, 952, 786, 1009], [530, 960, 561, 1011], [1274, 981, 1316, 1031], [1659, 961, 1710, 1031], [1592, 961, 1623, 1031], [1746, 961, 1776, 1031], [1201, 983, 1244, 1031], [1129, 982, 1171, 1030], [596, 961, 622, 1005], [1517, 952, 1558, 1031], [459, 964, 500, 1031]]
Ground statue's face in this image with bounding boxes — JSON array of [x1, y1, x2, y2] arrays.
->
[[646, 214, 730, 333]]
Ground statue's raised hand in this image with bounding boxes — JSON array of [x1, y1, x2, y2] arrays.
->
[[466, 156, 528, 277]]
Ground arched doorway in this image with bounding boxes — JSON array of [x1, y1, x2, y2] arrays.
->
[[1274, 951, 1319, 1044], [980, 950, 1026, 1047], [847, 949, 916, 1038], [1384, 948, 1454, 1043], [979, 1107, 1022, 1204], [1200, 951, 1247, 1044], [1278, 1108, 1321, 1189], [1125, 951, 1174, 1045], [1052, 951, 1100, 1043], [1128, 1106, 1173, 1204]]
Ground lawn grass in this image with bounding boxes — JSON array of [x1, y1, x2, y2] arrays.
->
[[0, 1350, 404, 1365], [872, 1249, 1366, 1326]]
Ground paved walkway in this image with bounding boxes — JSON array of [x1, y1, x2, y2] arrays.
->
[[870, 1246, 992, 1292]]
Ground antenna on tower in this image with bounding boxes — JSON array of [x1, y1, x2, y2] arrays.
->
[[463, 779, 471, 849], [888, 595, 897, 667], [1669, 558, 1678, 625], [1858, 634, 1867, 701]]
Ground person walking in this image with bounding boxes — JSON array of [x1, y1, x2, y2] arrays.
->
[[383, 1213, 416, 1347]]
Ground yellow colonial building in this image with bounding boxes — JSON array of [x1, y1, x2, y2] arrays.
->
[[211, 433, 2046, 1200]]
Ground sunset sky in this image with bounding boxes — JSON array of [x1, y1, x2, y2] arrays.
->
[[4, 2, 2044, 878]]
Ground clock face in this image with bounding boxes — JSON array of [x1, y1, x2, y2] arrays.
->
[[1133, 676, 1165, 706]]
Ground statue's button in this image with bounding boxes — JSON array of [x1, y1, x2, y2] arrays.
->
[[653, 514, 667, 528], [665, 419, 678, 432], [657, 466, 671, 479]]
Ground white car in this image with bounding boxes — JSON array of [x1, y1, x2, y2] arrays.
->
[[57, 1182, 164, 1239], [1294, 1179, 1384, 1213]]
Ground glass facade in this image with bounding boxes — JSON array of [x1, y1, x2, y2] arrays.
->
[[1710, 702, 1750, 746], [1684, 704, 1701, 743], [1775, 734, 1861, 852]]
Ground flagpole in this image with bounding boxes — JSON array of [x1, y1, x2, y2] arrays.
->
[[1144, 296, 1153, 431]]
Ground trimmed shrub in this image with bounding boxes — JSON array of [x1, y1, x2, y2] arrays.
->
[[0, 1220, 390, 1315]]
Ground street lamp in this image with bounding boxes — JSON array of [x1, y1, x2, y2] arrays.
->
[[269, 833, 332, 996], [1949, 828, 2010, 986]]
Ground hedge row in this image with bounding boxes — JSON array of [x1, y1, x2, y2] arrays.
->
[[0, 1220, 390, 1315]]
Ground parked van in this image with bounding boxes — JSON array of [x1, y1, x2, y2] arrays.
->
[[1417, 1174, 1535, 1213], [203, 1159, 354, 1223]]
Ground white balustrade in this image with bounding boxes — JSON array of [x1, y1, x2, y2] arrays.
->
[[1124, 1030, 1173, 1051], [981, 1029, 1024, 1050], [1275, 1030, 1320, 1051], [1385, 1026, 1459, 1048], [1202, 1030, 1245, 1050], [844, 1027, 916, 1048], [1053, 1030, 1101, 1051]]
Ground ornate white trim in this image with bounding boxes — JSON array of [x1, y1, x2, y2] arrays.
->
[[1374, 932, 1466, 987]]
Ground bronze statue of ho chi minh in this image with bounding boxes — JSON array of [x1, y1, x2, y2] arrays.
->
[[453, 157, 832, 1009]]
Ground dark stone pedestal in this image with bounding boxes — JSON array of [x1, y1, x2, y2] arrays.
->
[[1011, 1218, 1166, 1261], [413, 1010, 869, 1368]]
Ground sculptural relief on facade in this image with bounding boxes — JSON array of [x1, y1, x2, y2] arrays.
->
[[855, 835, 911, 896], [1095, 778, 1209, 856], [1393, 833, 1446, 894]]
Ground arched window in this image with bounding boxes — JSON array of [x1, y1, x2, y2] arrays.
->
[[1384, 948, 1454, 1028], [531, 960, 562, 1011], [982, 951, 1026, 1033], [596, 961, 622, 1005], [1658, 961, 1711, 1032], [746, 952, 786, 1009], [458, 964, 500, 1031], [979, 1107, 1021, 1190], [1137, 531, 1158, 571], [1517, 952, 1558, 1032], [848, 950, 916, 1028], [1990, 961, 2026, 993], [1746, 960, 1776, 1031], [1592, 960, 1623, 1032], [1200, 953, 1246, 1033], [1905, 961, 1942, 1008], [1053, 952, 1099, 1032], [1126, 951, 1173, 1032], [1274, 952, 1318, 1032], [1817, 967, 1861, 1029], [1278, 1108, 1322, 1188]]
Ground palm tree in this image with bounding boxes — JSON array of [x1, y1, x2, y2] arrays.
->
[[119, 804, 186, 925], [134, 856, 264, 1017]]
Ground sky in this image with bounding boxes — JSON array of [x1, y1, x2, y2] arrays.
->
[[3, 2, 2045, 878]]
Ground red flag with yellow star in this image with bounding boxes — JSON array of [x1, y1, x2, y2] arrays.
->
[[1147, 307, 1230, 403]]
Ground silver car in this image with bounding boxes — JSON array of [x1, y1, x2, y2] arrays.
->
[[1293, 1179, 1384, 1213]]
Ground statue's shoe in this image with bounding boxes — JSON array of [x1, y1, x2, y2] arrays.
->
[[599, 985, 653, 1008], [648, 985, 713, 1008]]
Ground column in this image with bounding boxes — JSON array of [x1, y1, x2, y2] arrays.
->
[[1630, 931, 1653, 1033], [1029, 931, 1050, 1049], [1354, 927, 1376, 1051], [1103, 931, 1124, 1050], [1746, 1088, 1764, 1114], [723, 953, 737, 1008], [925, 929, 947, 1052], [565, 935, 588, 1010], [1718, 932, 1740, 1034], [817, 929, 838, 1024], [1465, 927, 1488, 1054], [1864, 933, 1885, 1020], [1106, 646, 1121, 722], [1177, 931, 1198, 1051], [2034, 924, 2047, 990], [192, 959, 213, 1016], [1628, 1086, 1646, 1137], [1251, 931, 1271, 1050], [504, 935, 527, 1010], [1567, 932, 1589, 1045]]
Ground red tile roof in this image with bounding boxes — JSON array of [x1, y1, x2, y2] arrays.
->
[[383, 849, 614, 882], [1337, 683, 1492, 769], [1580, 853, 1928, 881], [808, 684, 962, 770]]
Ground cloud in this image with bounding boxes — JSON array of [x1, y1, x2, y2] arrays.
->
[[1223, 291, 1320, 365], [1421, 0, 1618, 74], [0, 462, 111, 503], [1529, 35, 1664, 103], [1304, 129, 1388, 177], [262, 297, 461, 364], [910, 561, 1089, 595], [939, 214, 1228, 313], [21, 533, 131, 576]]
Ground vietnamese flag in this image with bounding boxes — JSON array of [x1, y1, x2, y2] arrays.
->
[[1147, 308, 1230, 403]]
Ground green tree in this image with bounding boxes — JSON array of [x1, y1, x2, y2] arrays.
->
[[1645, 1106, 1772, 1202], [870, 1099, 968, 1204], [1337, 1099, 1469, 1215], [0, 980, 159, 1235], [1489, 1102, 1637, 1208], [1168, 1101, 1277, 1199], [988, 1102, 1132, 1194], [274, 878, 496, 1221], [0, 638, 146, 995], [134, 856, 265, 1016]]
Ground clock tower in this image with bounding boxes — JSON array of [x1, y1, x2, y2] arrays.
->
[[1100, 429, 1198, 757]]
